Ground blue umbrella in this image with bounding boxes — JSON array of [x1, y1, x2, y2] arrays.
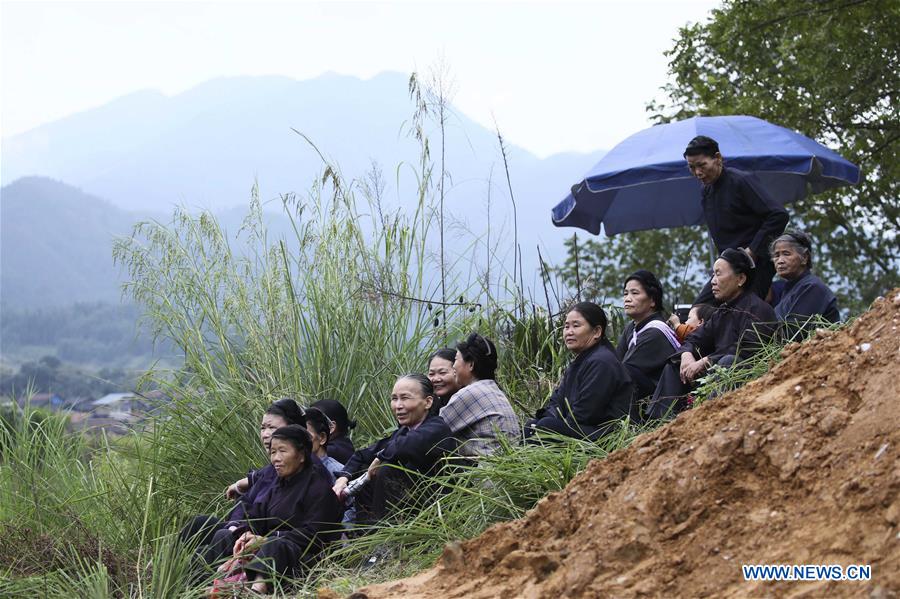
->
[[552, 115, 861, 235]]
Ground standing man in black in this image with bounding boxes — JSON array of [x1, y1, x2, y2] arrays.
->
[[685, 135, 789, 304]]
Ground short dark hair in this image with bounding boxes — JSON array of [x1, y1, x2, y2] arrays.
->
[[770, 230, 814, 269], [623, 270, 664, 312], [691, 303, 716, 323], [718, 248, 756, 286], [266, 398, 306, 426], [303, 407, 331, 446], [270, 424, 313, 461], [428, 348, 456, 365], [309, 399, 356, 435], [456, 333, 498, 380], [683, 135, 720, 158]]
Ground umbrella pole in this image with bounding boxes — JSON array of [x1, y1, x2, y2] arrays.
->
[[707, 233, 717, 271]]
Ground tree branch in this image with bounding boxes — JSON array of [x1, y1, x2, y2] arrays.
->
[[749, 0, 874, 32]]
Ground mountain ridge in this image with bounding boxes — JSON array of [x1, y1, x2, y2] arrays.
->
[[1, 72, 608, 309], [2, 71, 602, 211]]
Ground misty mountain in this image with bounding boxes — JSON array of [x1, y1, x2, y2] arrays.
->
[[0, 177, 301, 310], [3, 72, 601, 210], [1, 177, 137, 308], [1, 72, 607, 309]]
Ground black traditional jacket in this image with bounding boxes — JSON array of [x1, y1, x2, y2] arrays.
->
[[680, 290, 777, 363], [538, 341, 633, 428]]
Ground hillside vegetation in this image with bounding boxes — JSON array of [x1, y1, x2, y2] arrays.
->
[[357, 292, 900, 598], [0, 177, 136, 308]]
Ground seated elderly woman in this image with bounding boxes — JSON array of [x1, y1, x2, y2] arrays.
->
[[195, 425, 342, 594], [647, 249, 777, 420], [770, 230, 840, 335], [615, 271, 682, 403], [181, 399, 308, 548], [526, 301, 633, 440], [439, 333, 521, 457], [333, 374, 456, 525]]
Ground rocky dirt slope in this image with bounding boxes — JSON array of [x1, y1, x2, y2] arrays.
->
[[349, 292, 900, 598]]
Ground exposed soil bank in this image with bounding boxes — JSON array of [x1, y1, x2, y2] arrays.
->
[[348, 291, 900, 598]]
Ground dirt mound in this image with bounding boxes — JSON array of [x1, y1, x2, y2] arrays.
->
[[351, 292, 900, 598]]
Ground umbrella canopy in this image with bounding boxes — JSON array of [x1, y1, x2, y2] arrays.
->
[[552, 115, 861, 236]]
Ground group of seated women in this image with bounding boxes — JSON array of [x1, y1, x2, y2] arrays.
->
[[182, 400, 343, 594], [649, 232, 838, 418], [526, 229, 840, 429], [184, 229, 839, 592], [183, 333, 523, 591]]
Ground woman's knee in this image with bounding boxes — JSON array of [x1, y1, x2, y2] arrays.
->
[[247, 538, 301, 577], [716, 354, 736, 367], [179, 514, 221, 544]]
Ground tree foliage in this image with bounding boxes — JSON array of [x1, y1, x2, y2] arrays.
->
[[0, 302, 174, 366], [556, 0, 898, 312], [649, 0, 899, 309], [0, 355, 143, 399], [553, 229, 709, 312]]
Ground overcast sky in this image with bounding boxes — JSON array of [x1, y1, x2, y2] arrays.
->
[[1, 0, 719, 158]]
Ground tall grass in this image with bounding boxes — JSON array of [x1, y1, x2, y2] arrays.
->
[[2, 83, 843, 597], [113, 181, 436, 433], [0, 156, 647, 597], [0, 400, 193, 596], [296, 423, 647, 594], [109, 164, 451, 507]]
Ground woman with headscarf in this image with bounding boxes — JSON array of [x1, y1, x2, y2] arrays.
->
[[309, 398, 356, 464], [333, 374, 456, 525], [198, 425, 342, 594], [526, 301, 633, 441], [615, 271, 682, 402], [439, 333, 521, 457], [770, 230, 840, 335], [647, 248, 777, 420]]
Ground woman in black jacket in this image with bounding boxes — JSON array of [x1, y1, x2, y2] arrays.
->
[[332, 374, 456, 524], [180, 398, 307, 551], [196, 425, 342, 593], [615, 270, 681, 403], [770, 230, 840, 335], [525, 302, 633, 441], [647, 248, 777, 420]]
